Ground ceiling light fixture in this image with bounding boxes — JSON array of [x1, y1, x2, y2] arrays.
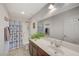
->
[[48, 4, 55, 10], [48, 4, 56, 13], [21, 11, 25, 14]]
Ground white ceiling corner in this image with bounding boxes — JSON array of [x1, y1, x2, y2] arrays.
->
[[4, 3, 47, 21]]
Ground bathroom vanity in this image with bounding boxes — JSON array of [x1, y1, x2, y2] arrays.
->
[[29, 40, 49, 56], [29, 38, 79, 56]]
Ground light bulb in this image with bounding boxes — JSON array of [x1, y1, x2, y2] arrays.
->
[[48, 4, 55, 10], [21, 11, 24, 14]]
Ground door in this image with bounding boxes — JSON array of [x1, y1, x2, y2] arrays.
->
[[37, 21, 44, 33]]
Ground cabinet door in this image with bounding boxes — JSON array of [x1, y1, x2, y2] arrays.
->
[[32, 46, 37, 56], [37, 48, 49, 56], [29, 43, 33, 55]]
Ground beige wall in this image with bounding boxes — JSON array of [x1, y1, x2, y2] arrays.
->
[[0, 4, 9, 55], [0, 4, 9, 18], [22, 21, 29, 45], [30, 19, 38, 35]]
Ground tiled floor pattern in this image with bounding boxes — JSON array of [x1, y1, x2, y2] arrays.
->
[[7, 47, 30, 56]]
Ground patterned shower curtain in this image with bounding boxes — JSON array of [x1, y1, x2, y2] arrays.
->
[[9, 20, 22, 50]]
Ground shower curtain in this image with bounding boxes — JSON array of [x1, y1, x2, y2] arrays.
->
[[9, 20, 22, 50]]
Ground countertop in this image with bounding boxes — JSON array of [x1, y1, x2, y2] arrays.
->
[[30, 38, 79, 56]]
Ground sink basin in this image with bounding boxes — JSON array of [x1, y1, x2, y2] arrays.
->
[[52, 47, 64, 55], [48, 44, 64, 56], [54, 48, 64, 55]]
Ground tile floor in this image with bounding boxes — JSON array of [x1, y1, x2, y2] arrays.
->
[[7, 47, 30, 56]]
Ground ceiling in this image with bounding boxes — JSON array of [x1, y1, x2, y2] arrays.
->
[[3, 3, 47, 20], [3, 3, 79, 21]]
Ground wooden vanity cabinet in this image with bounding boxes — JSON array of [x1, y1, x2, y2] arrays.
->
[[29, 43, 33, 55], [32, 46, 37, 56], [37, 47, 49, 56], [29, 40, 49, 56], [29, 40, 38, 56]]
